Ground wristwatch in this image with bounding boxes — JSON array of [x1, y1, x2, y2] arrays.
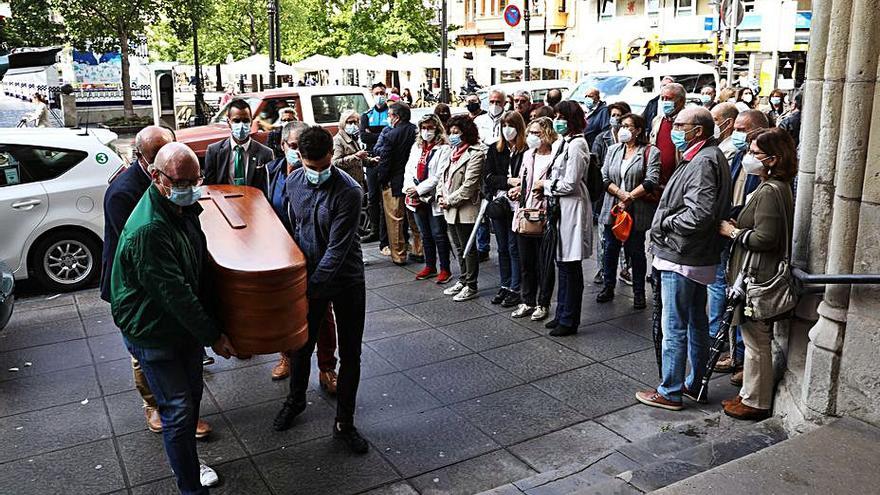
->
[[728, 228, 741, 240]]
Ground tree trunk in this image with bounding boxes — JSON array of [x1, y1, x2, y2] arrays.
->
[[119, 27, 135, 119]]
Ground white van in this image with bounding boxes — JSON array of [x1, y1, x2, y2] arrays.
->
[[566, 59, 719, 114]]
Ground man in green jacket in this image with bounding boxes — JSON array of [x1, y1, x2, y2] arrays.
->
[[111, 142, 235, 495]]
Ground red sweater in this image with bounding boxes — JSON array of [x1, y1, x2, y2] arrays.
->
[[656, 118, 677, 185]]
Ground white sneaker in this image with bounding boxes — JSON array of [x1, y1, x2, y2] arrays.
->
[[200, 463, 219, 487], [443, 281, 466, 296], [530, 306, 549, 321], [511, 304, 535, 318], [453, 286, 478, 302]]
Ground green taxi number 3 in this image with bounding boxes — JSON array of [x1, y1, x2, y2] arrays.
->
[[95, 153, 108, 165]]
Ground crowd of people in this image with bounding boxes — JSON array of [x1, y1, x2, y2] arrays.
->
[[100, 74, 802, 493]]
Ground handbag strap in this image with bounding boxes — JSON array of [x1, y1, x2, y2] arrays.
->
[[762, 180, 792, 263]]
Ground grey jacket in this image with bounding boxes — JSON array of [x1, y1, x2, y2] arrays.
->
[[649, 138, 732, 266], [599, 143, 661, 232]]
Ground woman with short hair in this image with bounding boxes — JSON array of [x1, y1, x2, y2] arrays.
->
[[332, 109, 368, 188]]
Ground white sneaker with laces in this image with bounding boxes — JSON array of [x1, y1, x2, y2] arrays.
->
[[443, 281, 466, 296], [511, 304, 535, 318], [200, 463, 219, 487], [530, 306, 549, 321], [452, 286, 478, 302]]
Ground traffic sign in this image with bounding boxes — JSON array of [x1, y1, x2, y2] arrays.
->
[[503, 4, 522, 28], [720, 0, 744, 28]]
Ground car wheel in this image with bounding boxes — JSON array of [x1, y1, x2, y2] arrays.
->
[[30, 230, 100, 293]]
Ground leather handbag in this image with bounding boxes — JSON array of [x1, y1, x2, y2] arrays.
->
[[610, 203, 633, 242], [485, 193, 512, 220], [743, 182, 800, 322], [516, 208, 547, 237]]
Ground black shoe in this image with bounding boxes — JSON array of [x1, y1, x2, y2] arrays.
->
[[273, 399, 307, 431], [409, 253, 425, 263], [202, 355, 215, 366], [549, 325, 577, 337], [596, 287, 615, 303], [360, 232, 379, 243], [491, 288, 509, 305], [683, 387, 708, 404], [592, 271, 604, 285], [544, 319, 559, 329], [333, 423, 369, 454], [501, 292, 522, 308], [633, 292, 647, 310], [478, 251, 490, 263]]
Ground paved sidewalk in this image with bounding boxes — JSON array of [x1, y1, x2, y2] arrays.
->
[[0, 246, 737, 494]]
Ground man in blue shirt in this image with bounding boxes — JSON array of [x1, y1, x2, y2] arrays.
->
[[274, 126, 368, 455], [360, 82, 390, 248]]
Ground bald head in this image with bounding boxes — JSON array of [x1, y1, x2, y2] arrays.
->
[[150, 142, 200, 188], [734, 109, 770, 134], [711, 102, 738, 140], [135, 126, 174, 170], [675, 106, 714, 142]]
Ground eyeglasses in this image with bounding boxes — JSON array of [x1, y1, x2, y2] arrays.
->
[[156, 169, 204, 188], [284, 141, 298, 149], [672, 122, 697, 130]]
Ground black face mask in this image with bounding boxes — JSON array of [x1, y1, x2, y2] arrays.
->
[[466, 102, 481, 113]]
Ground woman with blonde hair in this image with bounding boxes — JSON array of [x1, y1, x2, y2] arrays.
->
[[332, 109, 368, 188]]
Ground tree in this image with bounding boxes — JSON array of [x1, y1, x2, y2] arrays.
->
[[52, 0, 161, 118], [0, 0, 66, 49]]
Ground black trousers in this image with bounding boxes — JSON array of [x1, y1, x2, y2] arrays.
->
[[365, 167, 388, 248], [288, 285, 366, 424], [517, 234, 554, 307]]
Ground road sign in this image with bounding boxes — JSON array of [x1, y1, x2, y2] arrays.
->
[[503, 4, 522, 28], [720, 0, 744, 28]]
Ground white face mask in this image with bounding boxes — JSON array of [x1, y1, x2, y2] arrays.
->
[[502, 126, 518, 142], [742, 93, 754, 104], [617, 128, 633, 143], [742, 154, 766, 175], [488, 103, 503, 117], [526, 134, 542, 149], [420, 129, 435, 142]]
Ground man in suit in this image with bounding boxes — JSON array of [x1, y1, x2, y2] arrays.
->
[[204, 98, 273, 195]]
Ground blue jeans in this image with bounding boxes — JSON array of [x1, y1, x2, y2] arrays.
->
[[555, 260, 584, 328], [657, 271, 710, 402], [602, 225, 647, 295], [124, 338, 207, 495], [477, 221, 490, 254], [490, 215, 520, 292], [412, 206, 451, 271], [707, 241, 744, 362]]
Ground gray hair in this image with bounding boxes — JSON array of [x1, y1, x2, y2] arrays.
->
[[690, 107, 715, 138], [662, 83, 686, 102], [489, 89, 507, 101], [514, 90, 530, 100], [281, 121, 309, 143]]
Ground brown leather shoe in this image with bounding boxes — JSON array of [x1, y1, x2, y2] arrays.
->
[[723, 400, 770, 420], [195, 418, 212, 439], [319, 370, 338, 395], [721, 395, 743, 408], [730, 369, 744, 386], [145, 407, 162, 433], [635, 389, 683, 411], [272, 353, 290, 381], [714, 356, 736, 373]]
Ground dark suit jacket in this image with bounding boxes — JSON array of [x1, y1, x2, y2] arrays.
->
[[585, 101, 610, 149], [203, 138, 273, 195], [374, 122, 417, 197], [100, 161, 152, 302]]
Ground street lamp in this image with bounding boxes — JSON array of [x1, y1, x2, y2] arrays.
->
[[524, 0, 531, 81], [192, 13, 206, 125], [440, 0, 449, 103], [267, 0, 277, 89]]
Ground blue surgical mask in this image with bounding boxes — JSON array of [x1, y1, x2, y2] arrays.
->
[[661, 100, 676, 117], [770, 96, 781, 106], [345, 123, 359, 135], [303, 165, 332, 186], [585, 99, 596, 110], [731, 130, 748, 150], [670, 129, 689, 151], [449, 134, 462, 147], [231, 122, 250, 141], [700, 94, 712, 105], [168, 185, 203, 207], [553, 119, 568, 135], [609, 116, 620, 128], [285, 149, 301, 167], [376, 96, 387, 107]]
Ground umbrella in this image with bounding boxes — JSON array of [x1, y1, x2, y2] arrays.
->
[[538, 199, 560, 299], [651, 268, 663, 379]]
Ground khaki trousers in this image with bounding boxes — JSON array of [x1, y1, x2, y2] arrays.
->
[[131, 356, 158, 409], [740, 319, 773, 410], [382, 187, 422, 263]]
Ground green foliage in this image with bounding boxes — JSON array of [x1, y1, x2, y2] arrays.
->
[[0, 0, 66, 49]]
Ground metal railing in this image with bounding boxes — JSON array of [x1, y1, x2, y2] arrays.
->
[[793, 268, 880, 294]]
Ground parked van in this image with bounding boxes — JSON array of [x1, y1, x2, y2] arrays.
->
[[566, 59, 718, 114]]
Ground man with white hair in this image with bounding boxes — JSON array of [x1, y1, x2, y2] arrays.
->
[[474, 89, 506, 146], [111, 143, 237, 494]]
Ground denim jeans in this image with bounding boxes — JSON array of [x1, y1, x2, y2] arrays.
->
[[602, 225, 647, 295], [124, 338, 207, 495], [412, 205, 451, 271], [656, 271, 710, 402], [707, 241, 744, 362], [477, 221, 491, 254], [555, 260, 584, 327], [490, 214, 520, 292]]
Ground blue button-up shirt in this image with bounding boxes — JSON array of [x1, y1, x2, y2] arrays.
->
[[284, 166, 365, 299]]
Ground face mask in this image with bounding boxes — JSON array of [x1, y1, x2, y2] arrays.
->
[[661, 100, 676, 117], [585, 99, 596, 110], [421, 129, 435, 142], [285, 148, 301, 166], [345, 123, 359, 135], [670, 129, 690, 151], [713, 119, 729, 139], [731, 130, 748, 150], [167, 185, 203, 207], [742, 93, 754, 104], [488, 103, 503, 117], [770, 96, 781, 106], [617, 128, 633, 143], [526, 134, 542, 149], [553, 119, 568, 135], [466, 102, 481, 113], [449, 134, 462, 147], [700, 94, 712, 105], [742, 154, 766, 175], [376, 96, 387, 107], [231, 122, 250, 141], [387, 116, 397, 128], [609, 116, 620, 128], [502, 126, 518, 142], [303, 165, 332, 186]]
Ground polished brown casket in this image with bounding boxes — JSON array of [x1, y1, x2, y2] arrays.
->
[[198, 185, 308, 355]]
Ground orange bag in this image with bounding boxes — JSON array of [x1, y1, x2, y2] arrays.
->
[[611, 203, 633, 242]]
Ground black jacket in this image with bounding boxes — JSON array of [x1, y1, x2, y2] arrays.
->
[[359, 106, 389, 153], [203, 138, 273, 196], [374, 122, 417, 197], [642, 95, 660, 139], [585, 101, 610, 149], [100, 161, 152, 302], [483, 143, 524, 198]]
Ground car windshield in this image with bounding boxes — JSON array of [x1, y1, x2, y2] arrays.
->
[[212, 97, 263, 124], [569, 76, 632, 103]]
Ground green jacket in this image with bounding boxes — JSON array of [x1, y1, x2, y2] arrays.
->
[[110, 186, 219, 349]]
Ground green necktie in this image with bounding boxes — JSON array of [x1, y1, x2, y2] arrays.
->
[[233, 145, 245, 185]]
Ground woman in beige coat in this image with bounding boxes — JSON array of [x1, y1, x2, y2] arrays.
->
[[332, 109, 367, 188], [718, 127, 797, 421], [437, 114, 485, 302]]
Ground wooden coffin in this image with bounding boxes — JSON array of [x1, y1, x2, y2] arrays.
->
[[198, 185, 308, 355]]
